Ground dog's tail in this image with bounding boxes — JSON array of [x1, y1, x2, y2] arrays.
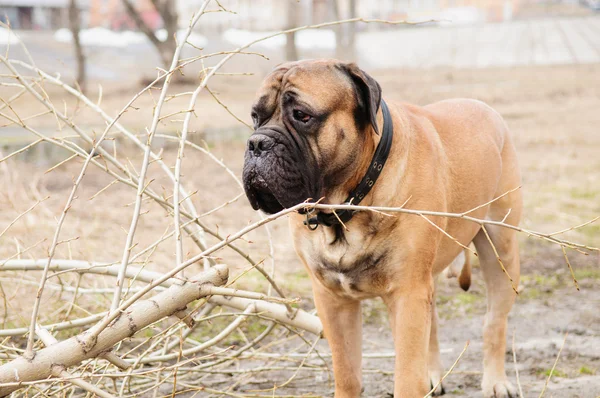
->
[[458, 249, 471, 291], [445, 248, 472, 291]]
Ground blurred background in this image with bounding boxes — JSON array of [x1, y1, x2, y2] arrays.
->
[[1, 0, 599, 145], [1, 0, 599, 83], [1, 1, 599, 396]]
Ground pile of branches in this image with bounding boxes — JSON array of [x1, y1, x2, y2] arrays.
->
[[0, 2, 597, 397], [0, 2, 329, 396]]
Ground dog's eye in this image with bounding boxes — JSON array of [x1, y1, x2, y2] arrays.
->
[[293, 110, 311, 123], [251, 111, 259, 127]]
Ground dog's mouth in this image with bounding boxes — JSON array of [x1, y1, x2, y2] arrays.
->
[[243, 173, 287, 214], [242, 129, 320, 214]]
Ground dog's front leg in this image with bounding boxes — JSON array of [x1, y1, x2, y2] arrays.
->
[[313, 282, 362, 398], [383, 280, 434, 398]]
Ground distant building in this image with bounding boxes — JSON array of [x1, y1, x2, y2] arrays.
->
[[0, 0, 536, 31], [177, 0, 527, 34], [0, 0, 159, 31], [0, 0, 88, 29], [88, 0, 161, 30]]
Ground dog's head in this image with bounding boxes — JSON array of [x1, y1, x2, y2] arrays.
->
[[242, 59, 381, 214]]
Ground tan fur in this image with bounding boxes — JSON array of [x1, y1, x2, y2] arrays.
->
[[253, 60, 522, 398]]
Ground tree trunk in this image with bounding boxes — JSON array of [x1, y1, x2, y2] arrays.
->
[[151, 0, 178, 66], [332, 0, 343, 59], [335, 0, 357, 61], [120, 0, 178, 68], [68, 0, 86, 93], [285, 0, 299, 61], [347, 0, 357, 60]]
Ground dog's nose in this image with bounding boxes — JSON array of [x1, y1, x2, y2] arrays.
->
[[247, 134, 274, 156]]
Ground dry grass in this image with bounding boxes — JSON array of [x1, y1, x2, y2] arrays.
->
[[1, 58, 599, 396]]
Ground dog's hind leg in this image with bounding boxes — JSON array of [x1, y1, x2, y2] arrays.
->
[[473, 169, 522, 398], [474, 225, 520, 398], [428, 287, 445, 396]]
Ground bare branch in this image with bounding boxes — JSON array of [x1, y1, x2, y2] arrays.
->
[[0, 265, 229, 396]]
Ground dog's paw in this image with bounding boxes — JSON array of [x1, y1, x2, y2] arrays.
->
[[483, 380, 518, 398], [429, 370, 445, 396]]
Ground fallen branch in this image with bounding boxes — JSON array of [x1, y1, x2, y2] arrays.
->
[[0, 265, 229, 397], [35, 326, 118, 398], [0, 259, 323, 337]]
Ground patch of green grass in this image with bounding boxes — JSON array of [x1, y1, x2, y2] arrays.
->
[[449, 389, 465, 395], [436, 292, 482, 319], [537, 368, 568, 378], [286, 270, 310, 283], [281, 270, 312, 295], [574, 268, 600, 280], [141, 327, 156, 339], [520, 273, 561, 299], [521, 286, 543, 300], [0, 321, 18, 330], [244, 318, 269, 339], [521, 268, 600, 299], [570, 188, 599, 200], [455, 292, 478, 306], [436, 294, 451, 306], [232, 273, 268, 295], [521, 274, 560, 287], [453, 292, 482, 315], [578, 223, 600, 240], [191, 314, 234, 341], [579, 366, 596, 375], [362, 298, 388, 325]]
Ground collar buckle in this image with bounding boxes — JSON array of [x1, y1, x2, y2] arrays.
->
[[303, 211, 319, 231]]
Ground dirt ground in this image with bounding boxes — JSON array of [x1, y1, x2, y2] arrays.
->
[[1, 62, 599, 397]]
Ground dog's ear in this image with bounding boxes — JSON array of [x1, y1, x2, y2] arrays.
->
[[340, 62, 382, 135]]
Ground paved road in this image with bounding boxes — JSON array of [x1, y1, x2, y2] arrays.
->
[[357, 16, 600, 69]]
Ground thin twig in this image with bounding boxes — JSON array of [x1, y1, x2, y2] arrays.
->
[[561, 246, 580, 290], [111, 0, 213, 314], [538, 332, 568, 398], [425, 341, 470, 398], [512, 330, 525, 398]]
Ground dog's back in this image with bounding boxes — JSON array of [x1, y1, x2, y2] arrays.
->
[[400, 98, 522, 276]]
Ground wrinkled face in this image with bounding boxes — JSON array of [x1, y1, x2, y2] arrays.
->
[[242, 60, 381, 214]]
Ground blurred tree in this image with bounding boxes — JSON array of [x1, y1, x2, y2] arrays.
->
[[68, 0, 86, 93], [347, 0, 357, 55], [286, 0, 300, 61], [334, 0, 357, 60], [121, 0, 178, 68]]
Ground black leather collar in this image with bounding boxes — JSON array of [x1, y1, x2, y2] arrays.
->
[[304, 99, 393, 229]]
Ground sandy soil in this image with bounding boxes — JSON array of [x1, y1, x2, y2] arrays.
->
[[0, 63, 599, 397]]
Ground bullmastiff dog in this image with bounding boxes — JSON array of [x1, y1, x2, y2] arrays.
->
[[242, 59, 521, 398]]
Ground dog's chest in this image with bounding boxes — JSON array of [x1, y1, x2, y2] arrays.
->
[[303, 228, 390, 299]]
